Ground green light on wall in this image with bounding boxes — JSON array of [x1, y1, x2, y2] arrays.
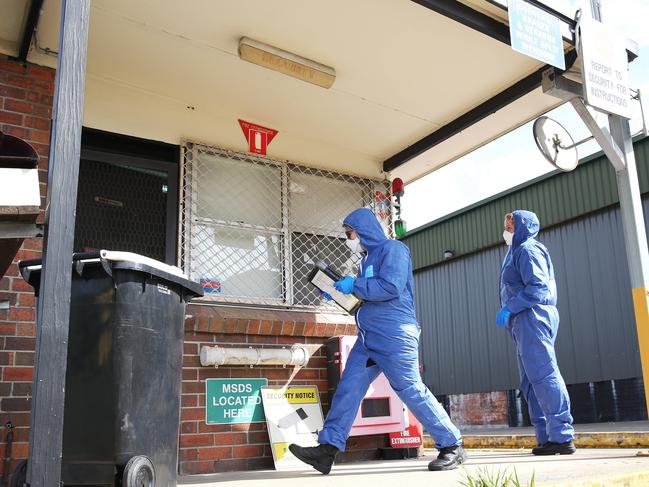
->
[[395, 219, 407, 238]]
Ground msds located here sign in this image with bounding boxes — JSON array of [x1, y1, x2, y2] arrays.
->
[[205, 378, 268, 424]]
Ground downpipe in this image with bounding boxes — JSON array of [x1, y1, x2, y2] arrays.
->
[[200, 344, 310, 367], [1, 421, 13, 487]]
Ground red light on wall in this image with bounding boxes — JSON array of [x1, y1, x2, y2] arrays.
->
[[391, 178, 405, 197]]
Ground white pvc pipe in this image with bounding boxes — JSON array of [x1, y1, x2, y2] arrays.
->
[[200, 345, 310, 367]]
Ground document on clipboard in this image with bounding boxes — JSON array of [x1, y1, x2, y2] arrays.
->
[[308, 261, 362, 315]]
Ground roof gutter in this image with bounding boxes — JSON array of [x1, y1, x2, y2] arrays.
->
[[384, 48, 578, 173], [16, 0, 44, 63], [409, 0, 510, 45]]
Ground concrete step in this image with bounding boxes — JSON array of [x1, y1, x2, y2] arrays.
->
[[423, 421, 649, 449]]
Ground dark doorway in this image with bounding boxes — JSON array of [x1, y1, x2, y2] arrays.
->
[[74, 129, 179, 265]]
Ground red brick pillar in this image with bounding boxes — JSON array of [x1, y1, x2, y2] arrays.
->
[[0, 56, 54, 480]]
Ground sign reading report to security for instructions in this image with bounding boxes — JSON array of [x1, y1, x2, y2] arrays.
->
[[261, 385, 324, 471], [579, 17, 631, 119], [205, 378, 267, 424], [508, 0, 565, 69]]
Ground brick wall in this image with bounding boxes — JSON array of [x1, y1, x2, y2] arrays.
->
[[0, 56, 54, 480], [179, 305, 388, 475], [448, 391, 508, 427]]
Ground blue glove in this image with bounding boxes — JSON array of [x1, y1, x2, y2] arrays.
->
[[334, 276, 355, 295], [496, 307, 511, 327]]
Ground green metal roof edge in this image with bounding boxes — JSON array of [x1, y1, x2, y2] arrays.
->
[[403, 133, 649, 240]]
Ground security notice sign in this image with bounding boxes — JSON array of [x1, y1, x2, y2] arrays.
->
[[508, 0, 565, 69], [205, 378, 267, 424], [261, 385, 324, 470], [579, 18, 631, 119]]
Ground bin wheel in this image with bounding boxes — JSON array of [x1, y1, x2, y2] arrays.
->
[[11, 459, 27, 487], [123, 455, 155, 487]]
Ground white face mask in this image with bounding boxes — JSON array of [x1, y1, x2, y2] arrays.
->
[[346, 237, 363, 254], [503, 230, 514, 246]]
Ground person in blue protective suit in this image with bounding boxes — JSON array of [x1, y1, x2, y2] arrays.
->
[[498, 210, 576, 455], [289, 208, 465, 474]]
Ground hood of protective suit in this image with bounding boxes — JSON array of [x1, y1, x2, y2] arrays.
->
[[343, 208, 388, 251], [512, 210, 540, 248]]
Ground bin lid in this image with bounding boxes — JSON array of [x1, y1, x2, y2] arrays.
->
[[100, 250, 186, 277], [19, 250, 204, 298]]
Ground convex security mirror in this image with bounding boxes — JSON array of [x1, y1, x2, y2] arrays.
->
[[532, 116, 579, 172]]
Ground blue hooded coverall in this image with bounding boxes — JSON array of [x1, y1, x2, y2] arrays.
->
[[500, 210, 574, 444], [318, 208, 462, 451]]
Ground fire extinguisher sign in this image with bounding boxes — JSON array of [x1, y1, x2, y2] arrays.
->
[[388, 411, 423, 448], [238, 119, 278, 156]]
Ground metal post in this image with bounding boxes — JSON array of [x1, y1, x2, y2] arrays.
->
[[591, 0, 649, 416], [609, 115, 649, 416], [26, 0, 90, 485]]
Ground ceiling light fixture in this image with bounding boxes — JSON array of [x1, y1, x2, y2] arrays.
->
[[238, 37, 336, 89]]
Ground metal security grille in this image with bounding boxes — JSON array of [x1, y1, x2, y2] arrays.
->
[[75, 158, 169, 261], [180, 142, 391, 308]]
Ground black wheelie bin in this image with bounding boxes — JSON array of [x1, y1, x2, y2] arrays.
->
[[18, 250, 203, 486]]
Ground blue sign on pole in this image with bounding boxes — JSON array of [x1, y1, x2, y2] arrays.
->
[[508, 0, 565, 70]]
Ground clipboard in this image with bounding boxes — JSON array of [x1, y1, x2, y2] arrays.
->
[[307, 260, 363, 315]]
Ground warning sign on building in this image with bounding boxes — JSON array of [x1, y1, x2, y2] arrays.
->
[[261, 385, 324, 470], [508, 0, 565, 70], [205, 378, 267, 424], [238, 119, 278, 155]]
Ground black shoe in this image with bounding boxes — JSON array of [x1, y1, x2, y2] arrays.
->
[[532, 440, 576, 455], [288, 443, 339, 474], [531, 443, 547, 455], [428, 444, 467, 471]]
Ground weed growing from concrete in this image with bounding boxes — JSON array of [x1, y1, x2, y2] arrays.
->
[[460, 467, 535, 487]]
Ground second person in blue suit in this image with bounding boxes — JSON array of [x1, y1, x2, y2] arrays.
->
[[497, 210, 575, 455]]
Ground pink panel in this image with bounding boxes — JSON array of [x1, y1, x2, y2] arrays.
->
[[335, 335, 408, 436]]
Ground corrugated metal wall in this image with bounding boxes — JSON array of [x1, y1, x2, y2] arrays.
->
[[417, 199, 647, 396], [405, 136, 649, 271]]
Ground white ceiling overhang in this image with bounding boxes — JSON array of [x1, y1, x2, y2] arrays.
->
[[1, 0, 577, 182], [0, 0, 32, 58]]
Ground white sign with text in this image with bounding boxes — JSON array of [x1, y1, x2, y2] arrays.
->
[[580, 18, 631, 119]]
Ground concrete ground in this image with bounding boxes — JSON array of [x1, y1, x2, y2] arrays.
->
[[179, 448, 649, 487]]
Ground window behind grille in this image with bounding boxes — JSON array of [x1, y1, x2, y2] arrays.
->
[[180, 142, 391, 309]]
